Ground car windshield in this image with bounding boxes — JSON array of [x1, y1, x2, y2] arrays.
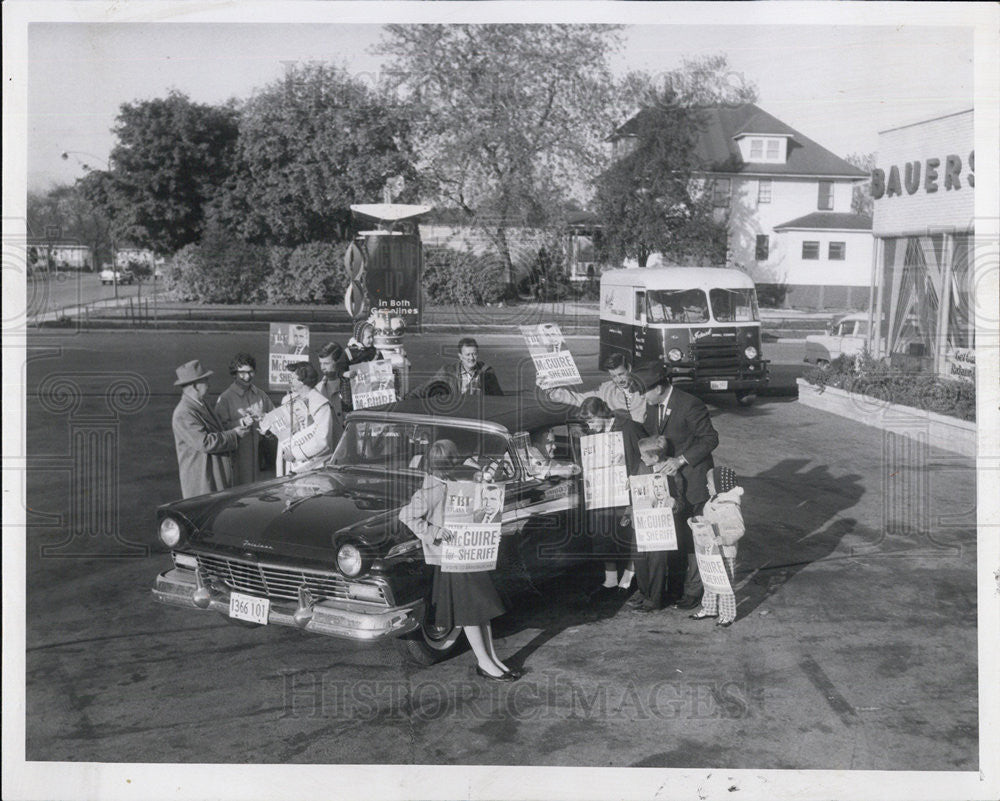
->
[[646, 289, 710, 323], [329, 419, 513, 478], [710, 288, 760, 322]]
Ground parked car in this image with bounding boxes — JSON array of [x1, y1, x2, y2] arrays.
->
[[804, 312, 871, 366], [99, 268, 134, 285], [152, 397, 595, 664]]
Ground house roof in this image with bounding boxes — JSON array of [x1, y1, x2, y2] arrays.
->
[[612, 103, 867, 179], [773, 212, 873, 231]]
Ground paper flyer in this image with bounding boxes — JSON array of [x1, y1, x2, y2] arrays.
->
[[629, 473, 678, 552], [268, 322, 310, 390], [520, 323, 582, 389], [351, 360, 397, 409], [440, 480, 505, 573], [580, 431, 629, 509], [691, 518, 734, 595]]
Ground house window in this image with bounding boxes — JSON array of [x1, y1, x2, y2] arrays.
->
[[750, 139, 763, 159], [757, 179, 772, 204], [829, 242, 846, 260], [802, 241, 820, 260], [766, 139, 780, 160], [755, 235, 770, 261], [818, 181, 834, 210], [712, 179, 731, 207]]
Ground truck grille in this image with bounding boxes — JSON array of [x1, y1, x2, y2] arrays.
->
[[195, 553, 388, 606], [692, 340, 740, 377]]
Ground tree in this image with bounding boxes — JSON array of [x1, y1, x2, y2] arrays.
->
[[207, 63, 416, 247], [94, 91, 239, 254], [27, 182, 113, 269], [595, 56, 756, 268], [377, 24, 623, 285], [845, 152, 876, 217]]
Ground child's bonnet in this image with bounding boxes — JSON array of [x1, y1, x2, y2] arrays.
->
[[702, 467, 745, 548]]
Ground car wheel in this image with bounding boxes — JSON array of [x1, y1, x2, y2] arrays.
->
[[394, 615, 463, 665], [735, 389, 757, 407], [816, 359, 831, 370]]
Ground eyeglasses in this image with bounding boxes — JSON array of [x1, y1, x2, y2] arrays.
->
[[236, 369, 255, 376]]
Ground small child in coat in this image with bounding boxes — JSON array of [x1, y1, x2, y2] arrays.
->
[[689, 467, 744, 627]]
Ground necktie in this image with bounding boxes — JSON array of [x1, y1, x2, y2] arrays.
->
[[659, 403, 666, 429]]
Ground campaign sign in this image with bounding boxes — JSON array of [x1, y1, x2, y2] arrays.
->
[[580, 431, 629, 509], [441, 480, 505, 573], [521, 323, 581, 389], [351, 360, 397, 409], [531, 351, 582, 390], [258, 398, 307, 441], [520, 323, 565, 354], [690, 517, 734, 595], [269, 323, 311, 390], [629, 473, 678, 552]]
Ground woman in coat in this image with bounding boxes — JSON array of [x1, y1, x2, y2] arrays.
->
[[215, 353, 275, 485], [398, 439, 521, 682]]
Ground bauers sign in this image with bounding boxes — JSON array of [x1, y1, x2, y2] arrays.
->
[[871, 151, 975, 199]]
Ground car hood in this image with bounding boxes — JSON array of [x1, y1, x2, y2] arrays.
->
[[160, 468, 423, 567]]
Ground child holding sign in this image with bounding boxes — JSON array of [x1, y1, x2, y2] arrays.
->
[[628, 435, 679, 612], [689, 467, 745, 627]]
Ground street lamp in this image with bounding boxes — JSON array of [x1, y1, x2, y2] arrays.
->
[[61, 150, 118, 298]]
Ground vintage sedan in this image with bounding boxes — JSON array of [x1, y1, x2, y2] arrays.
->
[[152, 397, 593, 664], [803, 312, 871, 367]]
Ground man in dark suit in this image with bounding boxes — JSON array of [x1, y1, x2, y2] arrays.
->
[[636, 365, 719, 610]]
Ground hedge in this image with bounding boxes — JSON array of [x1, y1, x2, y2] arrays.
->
[[802, 351, 976, 422]]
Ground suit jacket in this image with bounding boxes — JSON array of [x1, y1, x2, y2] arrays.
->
[[172, 393, 239, 498], [642, 387, 718, 509]]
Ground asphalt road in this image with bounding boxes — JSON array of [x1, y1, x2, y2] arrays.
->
[[25, 270, 163, 319], [19, 330, 977, 769]]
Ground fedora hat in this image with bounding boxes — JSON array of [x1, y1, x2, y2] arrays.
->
[[174, 359, 214, 386]]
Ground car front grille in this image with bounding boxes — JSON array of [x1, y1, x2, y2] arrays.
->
[[692, 340, 741, 377], [194, 553, 388, 606]]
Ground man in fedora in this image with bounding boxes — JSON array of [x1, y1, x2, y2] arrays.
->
[[171, 359, 249, 498]]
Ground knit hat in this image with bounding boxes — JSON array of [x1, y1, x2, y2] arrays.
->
[[714, 466, 739, 494], [353, 320, 374, 341]]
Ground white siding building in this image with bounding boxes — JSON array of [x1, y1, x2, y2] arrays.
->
[[611, 104, 873, 309]]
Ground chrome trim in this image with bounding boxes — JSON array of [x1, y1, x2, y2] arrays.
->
[[152, 568, 422, 642]]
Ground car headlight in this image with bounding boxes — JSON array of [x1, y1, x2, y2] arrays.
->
[[337, 542, 363, 577], [159, 517, 183, 548], [667, 348, 683, 362], [744, 346, 758, 360]]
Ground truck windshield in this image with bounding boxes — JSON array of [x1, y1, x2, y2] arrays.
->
[[709, 288, 760, 322], [646, 289, 710, 323]]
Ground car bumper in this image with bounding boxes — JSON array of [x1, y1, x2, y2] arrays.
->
[[666, 364, 770, 393], [152, 568, 424, 642]]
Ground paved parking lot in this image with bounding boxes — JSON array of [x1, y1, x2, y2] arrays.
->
[[18, 330, 978, 770]]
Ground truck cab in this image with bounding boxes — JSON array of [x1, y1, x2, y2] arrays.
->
[[600, 267, 769, 406]]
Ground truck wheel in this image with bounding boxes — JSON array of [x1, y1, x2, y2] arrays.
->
[[735, 389, 757, 407], [394, 617, 463, 665]]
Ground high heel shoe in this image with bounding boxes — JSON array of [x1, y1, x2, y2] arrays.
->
[[475, 664, 519, 682], [689, 611, 717, 620]]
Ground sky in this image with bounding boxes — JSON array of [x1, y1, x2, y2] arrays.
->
[[27, 21, 975, 190]]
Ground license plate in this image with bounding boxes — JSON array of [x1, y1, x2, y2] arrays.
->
[[229, 591, 269, 625], [710, 380, 729, 390]]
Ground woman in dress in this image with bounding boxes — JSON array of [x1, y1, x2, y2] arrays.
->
[[577, 397, 644, 594], [398, 439, 521, 682]]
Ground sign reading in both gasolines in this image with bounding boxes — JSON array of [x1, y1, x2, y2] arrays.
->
[[268, 323, 310, 390], [629, 473, 678, 552], [440, 481, 505, 573], [520, 323, 582, 389], [690, 518, 734, 594], [350, 360, 398, 409], [580, 431, 630, 509]]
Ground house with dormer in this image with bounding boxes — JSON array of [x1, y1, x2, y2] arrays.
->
[[609, 103, 873, 309]]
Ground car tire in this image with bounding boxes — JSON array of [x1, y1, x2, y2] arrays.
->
[[394, 615, 463, 665], [816, 359, 831, 370], [735, 389, 757, 407]]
